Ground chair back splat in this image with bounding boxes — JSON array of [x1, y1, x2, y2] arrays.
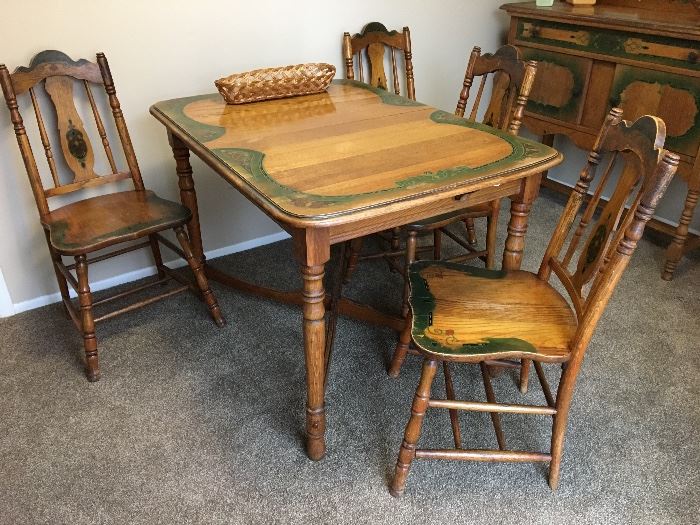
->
[[343, 22, 415, 100], [455, 44, 537, 136], [538, 109, 678, 335], [0, 50, 142, 219]]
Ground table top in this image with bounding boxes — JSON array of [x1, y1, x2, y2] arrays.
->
[[150, 80, 561, 228]]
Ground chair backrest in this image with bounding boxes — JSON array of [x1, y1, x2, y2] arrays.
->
[[455, 45, 537, 136], [342, 22, 415, 101], [538, 108, 678, 357], [0, 50, 143, 220]]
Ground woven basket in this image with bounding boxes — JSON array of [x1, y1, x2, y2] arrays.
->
[[215, 63, 336, 104]]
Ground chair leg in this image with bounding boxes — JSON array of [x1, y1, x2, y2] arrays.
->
[[485, 198, 501, 269], [44, 232, 70, 319], [174, 226, 225, 327], [148, 234, 166, 280], [390, 358, 438, 498], [401, 231, 418, 319], [464, 218, 477, 245], [343, 237, 363, 284], [548, 356, 582, 490], [74, 255, 99, 382], [389, 230, 418, 378], [480, 362, 506, 450], [443, 362, 462, 448], [389, 312, 412, 378], [520, 359, 531, 394], [433, 230, 442, 260], [390, 227, 401, 251]]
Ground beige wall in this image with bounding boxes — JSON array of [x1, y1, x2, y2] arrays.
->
[[0, 0, 512, 310]]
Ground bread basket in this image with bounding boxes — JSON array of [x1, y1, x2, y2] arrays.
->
[[215, 63, 336, 104]]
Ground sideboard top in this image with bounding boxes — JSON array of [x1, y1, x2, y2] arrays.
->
[[501, 1, 700, 40]]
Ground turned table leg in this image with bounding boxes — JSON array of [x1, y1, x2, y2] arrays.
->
[[169, 132, 205, 263], [503, 173, 541, 271], [294, 228, 331, 460]]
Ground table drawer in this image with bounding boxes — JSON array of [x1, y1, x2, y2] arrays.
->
[[515, 18, 700, 72]]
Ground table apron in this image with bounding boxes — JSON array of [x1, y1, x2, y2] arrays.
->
[[327, 179, 521, 244]]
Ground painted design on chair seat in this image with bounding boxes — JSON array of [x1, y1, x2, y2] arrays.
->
[[408, 261, 537, 356]]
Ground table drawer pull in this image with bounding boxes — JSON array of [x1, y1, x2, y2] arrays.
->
[[455, 191, 476, 201]]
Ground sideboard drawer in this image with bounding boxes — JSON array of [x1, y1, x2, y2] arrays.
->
[[520, 47, 592, 125], [515, 18, 700, 72]]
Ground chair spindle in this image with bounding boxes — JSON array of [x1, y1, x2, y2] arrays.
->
[[29, 87, 60, 187], [83, 80, 118, 174]]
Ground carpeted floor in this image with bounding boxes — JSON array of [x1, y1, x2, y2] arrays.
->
[[1, 190, 698, 525]]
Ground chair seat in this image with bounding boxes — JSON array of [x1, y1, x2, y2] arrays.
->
[[406, 204, 492, 231], [43, 190, 191, 254], [408, 261, 577, 362]]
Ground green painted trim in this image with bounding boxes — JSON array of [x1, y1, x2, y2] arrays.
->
[[210, 111, 550, 211], [333, 79, 424, 106], [358, 22, 398, 37], [153, 84, 557, 217], [408, 261, 537, 356], [153, 94, 226, 143], [516, 18, 700, 72], [16, 50, 92, 73]]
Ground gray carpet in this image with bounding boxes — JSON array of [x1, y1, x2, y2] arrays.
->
[[1, 189, 698, 525]]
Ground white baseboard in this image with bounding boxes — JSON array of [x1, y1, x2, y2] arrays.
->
[[8, 230, 290, 317], [0, 269, 15, 317]]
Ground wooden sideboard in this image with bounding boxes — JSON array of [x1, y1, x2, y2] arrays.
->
[[501, 0, 700, 279]]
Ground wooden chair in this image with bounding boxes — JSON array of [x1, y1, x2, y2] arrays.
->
[[386, 45, 538, 377], [388, 108, 679, 496], [341, 22, 416, 278], [398, 46, 538, 315], [0, 50, 225, 381]]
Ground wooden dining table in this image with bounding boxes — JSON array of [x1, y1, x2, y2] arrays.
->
[[150, 79, 563, 460]]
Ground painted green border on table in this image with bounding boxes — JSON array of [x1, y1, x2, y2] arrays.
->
[[151, 80, 558, 218]]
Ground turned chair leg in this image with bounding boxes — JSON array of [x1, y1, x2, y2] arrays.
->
[[389, 230, 418, 378], [548, 358, 580, 490], [433, 230, 442, 260], [45, 232, 70, 319], [174, 226, 225, 327], [401, 231, 418, 319], [464, 218, 477, 245], [149, 234, 166, 280], [389, 312, 412, 378], [480, 362, 506, 450], [390, 227, 401, 251], [485, 198, 501, 269], [443, 362, 462, 448], [390, 358, 438, 497], [75, 254, 99, 382], [520, 359, 531, 394], [343, 237, 364, 284]]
